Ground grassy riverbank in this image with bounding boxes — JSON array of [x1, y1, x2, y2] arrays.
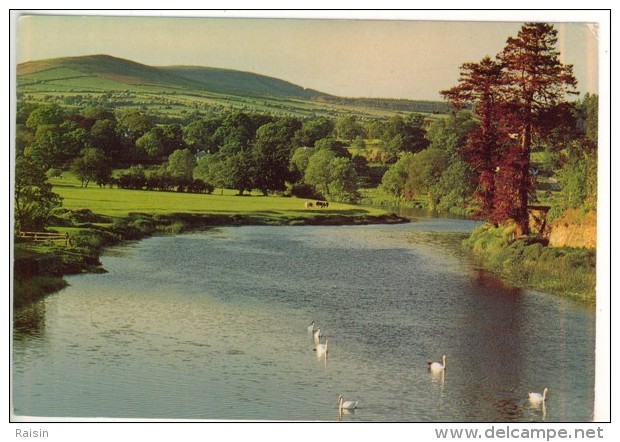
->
[[13, 176, 407, 308], [464, 224, 596, 303]]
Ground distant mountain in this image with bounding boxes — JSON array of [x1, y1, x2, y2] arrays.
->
[[17, 54, 450, 114]]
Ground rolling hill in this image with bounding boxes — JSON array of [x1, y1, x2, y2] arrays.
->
[[17, 54, 330, 99], [16, 54, 451, 118]]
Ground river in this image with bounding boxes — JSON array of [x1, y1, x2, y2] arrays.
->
[[12, 215, 596, 421]]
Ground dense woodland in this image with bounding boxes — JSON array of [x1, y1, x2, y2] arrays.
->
[[15, 23, 598, 241]]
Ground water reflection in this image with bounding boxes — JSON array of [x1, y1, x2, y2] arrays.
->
[[528, 400, 547, 420], [13, 300, 46, 337], [454, 269, 528, 421], [493, 397, 523, 422], [429, 368, 446, 388]]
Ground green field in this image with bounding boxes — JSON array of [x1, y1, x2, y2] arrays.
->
[[50, 174, 388, 221]]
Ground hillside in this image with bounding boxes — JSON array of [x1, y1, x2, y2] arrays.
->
[[17, 54, 450, 118], [17, 54, 205, 90], [161, 65, 328, 100]]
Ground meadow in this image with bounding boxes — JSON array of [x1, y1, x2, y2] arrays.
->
[[49, 173, 389, 221]]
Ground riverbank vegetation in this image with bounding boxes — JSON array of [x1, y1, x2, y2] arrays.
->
[[13, 22, 599, 306], [465, 224, 595, 302]]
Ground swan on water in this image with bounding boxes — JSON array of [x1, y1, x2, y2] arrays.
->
[[338, 395, 358, 410], [313, 328, 322, 342], [428, 355, 447, 372], [529, 388, 548, 403], [314, 339, 328, 357]]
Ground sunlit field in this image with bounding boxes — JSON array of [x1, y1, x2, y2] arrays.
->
[[50, 174, 388, 220]]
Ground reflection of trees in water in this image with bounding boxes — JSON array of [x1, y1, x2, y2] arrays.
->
[[13, 301, 47, 337], [455, 268, 527, 421], [494, 397, 523, 421]]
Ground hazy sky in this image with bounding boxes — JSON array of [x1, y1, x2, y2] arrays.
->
[[15, 11, 601, 101]]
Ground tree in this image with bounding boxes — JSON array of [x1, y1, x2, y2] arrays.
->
[[314, 137, 350, 158], [117, 165, 147, 190], [89, 118, 123, 161], [25, 104, 65, 129], [14, 154, 62, 231], [328, 157, 360, 203], [25, 120, 88, 169], [426, 110, 476, 157], [116, 109, 153, 143], [252, 118, 301, 194], [335, 115, 364, 141], [402, 149, 449, 205], [166, 148, 197, 181], [497, 22, 577, 233], [380, 152, 414, 199], [442, 56, 506, 220], [183, 116, 223, 153], [432, 158, 476, 212], [135, 129, 164, 160], [289, 147, 315, 181], [224, 152, 257, 195], [71, 147, 112, 188], [380, 115, 430, 161], [292, 117, 334, 147], [554, 94, 598, 213], [159, 124, 187, 157], [213, 111, 256, 155], [193, 153, 229, 191], [304, 148, 338, 197]]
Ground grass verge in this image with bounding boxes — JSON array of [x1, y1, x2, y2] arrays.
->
[[464, 224, 596, 303]]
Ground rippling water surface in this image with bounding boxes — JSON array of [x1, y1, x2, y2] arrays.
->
[[12, 217, 596, 421]]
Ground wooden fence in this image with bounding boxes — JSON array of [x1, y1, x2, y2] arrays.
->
[[17, 231, 72, 246]]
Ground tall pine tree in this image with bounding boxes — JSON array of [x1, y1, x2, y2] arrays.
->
[[497, 22, 577, 234]]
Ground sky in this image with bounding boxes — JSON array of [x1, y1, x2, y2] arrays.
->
[[14, 11, 603, 101]]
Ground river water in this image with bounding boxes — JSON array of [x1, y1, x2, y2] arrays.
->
[[12, 216, 596, 422]]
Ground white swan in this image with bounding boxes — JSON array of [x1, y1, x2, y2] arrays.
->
[[428, 355, 446, 372], [314, 339, 328, 357], [313, 328, 322, 343], [529, 388, 548, 403], [338, 395, 358, 410]]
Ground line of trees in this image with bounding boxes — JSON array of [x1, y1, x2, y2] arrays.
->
[[15, 97, 433, 203]]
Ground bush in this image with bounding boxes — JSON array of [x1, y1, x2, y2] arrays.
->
[[289, 183, 322, 199]]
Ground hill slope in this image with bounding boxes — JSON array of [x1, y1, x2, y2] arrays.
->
[[161, 66, 328, 99], [17, 54, 205, 90], [18, 54, 330, 99], [17, 54, 451, 116]]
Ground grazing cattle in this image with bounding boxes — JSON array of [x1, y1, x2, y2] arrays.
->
[[305, 202, 313, 209], [315, 201, 329, 208]]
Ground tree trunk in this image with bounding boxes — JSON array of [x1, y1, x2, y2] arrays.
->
[[517, 123, 532, 235]]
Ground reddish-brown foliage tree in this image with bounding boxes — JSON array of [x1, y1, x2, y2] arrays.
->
[[441, 56, 506, 220], [443, 23, 577, 234], [497, 22, 577, 234]]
